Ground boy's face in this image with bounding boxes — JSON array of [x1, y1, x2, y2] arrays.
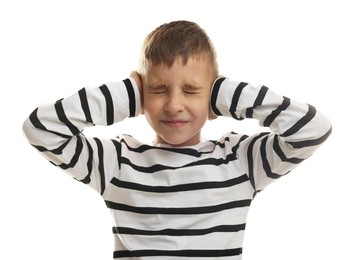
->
[[142, 55, 215, 147]]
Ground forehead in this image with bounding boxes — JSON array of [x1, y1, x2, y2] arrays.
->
[[152, 53, 213, 70], [145, 55, 215, 86]]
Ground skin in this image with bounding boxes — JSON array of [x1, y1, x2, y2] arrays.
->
[[131, 55, 217, 147]]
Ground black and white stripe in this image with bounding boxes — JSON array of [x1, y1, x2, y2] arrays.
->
[[23, 77, 332, 259]]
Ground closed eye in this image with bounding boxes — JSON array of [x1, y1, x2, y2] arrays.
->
[[148, 85, 167, 94], [184, 84, 201, 94], [152, 90, 167, 94], [184, 90, 199, 94]]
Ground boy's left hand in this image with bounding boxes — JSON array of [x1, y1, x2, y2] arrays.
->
[[208, 109, 217, 120]]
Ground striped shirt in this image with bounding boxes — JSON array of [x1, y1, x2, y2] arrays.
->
[[23, 77, 332, 259]]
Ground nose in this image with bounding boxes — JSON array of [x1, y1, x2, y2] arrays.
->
[[164, 92, 185, 113]]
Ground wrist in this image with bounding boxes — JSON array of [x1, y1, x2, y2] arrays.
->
[[130, 71, 144, 114], [210, 77, 227, 117]]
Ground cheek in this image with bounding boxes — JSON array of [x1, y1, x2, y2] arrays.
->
[[144, 98, 162, 118], [190, 99, 210, 119]]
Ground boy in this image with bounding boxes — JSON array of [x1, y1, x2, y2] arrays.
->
[[23, 20, 332, 259]]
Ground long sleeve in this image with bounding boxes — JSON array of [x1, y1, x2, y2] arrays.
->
[[210, 78, 332, 192], [22, 78, 141, 194]]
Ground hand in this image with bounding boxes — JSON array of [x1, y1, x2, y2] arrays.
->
[[208, 108, 217, 120], [130, 71, 142, 93], [130, 71, 144, 114]]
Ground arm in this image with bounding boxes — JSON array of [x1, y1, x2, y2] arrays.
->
[[210, 78, 332, 192], [22, 78, 141, 194]]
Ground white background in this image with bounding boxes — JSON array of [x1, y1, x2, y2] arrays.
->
[[1, 0, 348, 259]]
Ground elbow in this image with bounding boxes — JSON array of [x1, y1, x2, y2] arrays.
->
[[317, 111, 332, 144], [287, 112, 332, 149], [22, 117, 34, 143]]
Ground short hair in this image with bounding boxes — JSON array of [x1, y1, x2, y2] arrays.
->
[[138, 20, 218, 77]]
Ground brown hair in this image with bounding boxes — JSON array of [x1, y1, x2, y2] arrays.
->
[[138, 20, 218, 77]]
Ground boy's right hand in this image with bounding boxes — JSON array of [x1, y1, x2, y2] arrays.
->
[[130, 71, 144, 114]]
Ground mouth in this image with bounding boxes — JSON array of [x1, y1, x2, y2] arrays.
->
[[161, 119, 189, 128]]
